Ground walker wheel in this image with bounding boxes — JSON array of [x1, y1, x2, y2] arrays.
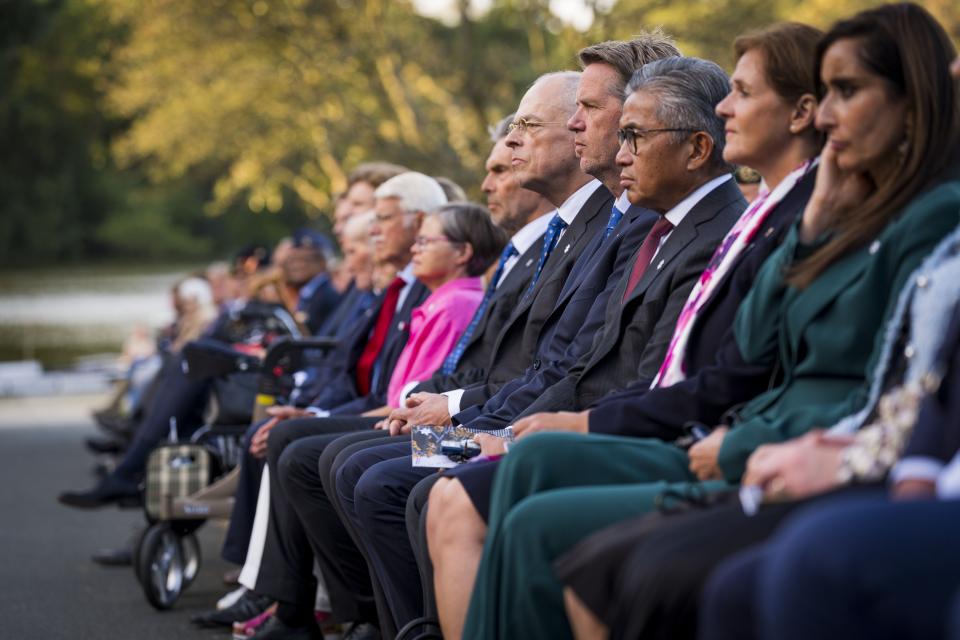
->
[[138, 523, 185, 610]]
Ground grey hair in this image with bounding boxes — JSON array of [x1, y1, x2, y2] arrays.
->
[[488, 113, 515, 142], [374, 171, 448, 215], [429, 202, 508, 277], [626, 57, 731, 170]]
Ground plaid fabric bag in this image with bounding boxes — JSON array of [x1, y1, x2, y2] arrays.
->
[[145, 444, 212, 520]]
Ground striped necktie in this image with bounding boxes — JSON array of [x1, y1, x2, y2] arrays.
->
[[440, 242, 518, 374], [522, 213, 567, 301]]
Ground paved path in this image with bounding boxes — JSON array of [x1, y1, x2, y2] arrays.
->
[[0, 395, 236, 640]]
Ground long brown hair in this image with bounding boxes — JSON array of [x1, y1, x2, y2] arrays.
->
[[787, 3, 960, 289]]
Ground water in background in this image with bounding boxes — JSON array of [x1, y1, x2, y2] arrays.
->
[[0, 265, 198, 370]]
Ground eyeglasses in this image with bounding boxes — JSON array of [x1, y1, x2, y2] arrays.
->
[[617, 127, 698, 155], [508, 117, 565, 134], [414, 235, 460, 249]]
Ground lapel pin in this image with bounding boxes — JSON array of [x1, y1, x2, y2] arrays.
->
[[869, 240, 881, 254], [398, 321, 406, 331], [563, 243, 571, 254], [526, 258, 534, 267], [764, 227, 774, 238], [657, 259, 665, 270]]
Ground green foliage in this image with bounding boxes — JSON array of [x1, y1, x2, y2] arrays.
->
[[2, 0, 957, 267]]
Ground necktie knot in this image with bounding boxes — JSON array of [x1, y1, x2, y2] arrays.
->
[[387, 276, 405, 294], [649, 216, 674, 239], [622, 216, 674, 302]]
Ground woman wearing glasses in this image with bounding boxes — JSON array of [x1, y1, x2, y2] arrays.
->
[[385, 202, 507, 409]]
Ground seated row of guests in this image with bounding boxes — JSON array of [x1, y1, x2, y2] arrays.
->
[[179, 3, 960, 640]]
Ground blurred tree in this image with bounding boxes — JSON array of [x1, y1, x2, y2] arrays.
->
[[2, 0, 955, 267], [0, 0, 122, 265]]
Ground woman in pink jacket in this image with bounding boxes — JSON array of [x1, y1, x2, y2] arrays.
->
[[386, 202, 508, 408]]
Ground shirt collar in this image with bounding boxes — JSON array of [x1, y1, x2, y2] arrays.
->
[[663, 174, 732, 228], [398, 262, 417, 285], [556, 178, 603, 226], [614, 189, 632, 213], [510, 212, 553, 255]]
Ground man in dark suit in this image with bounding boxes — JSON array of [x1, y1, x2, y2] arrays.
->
[[402, 114, 555, 397]]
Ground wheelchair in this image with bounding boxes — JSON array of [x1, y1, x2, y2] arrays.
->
[[133, 303, 338, 610]]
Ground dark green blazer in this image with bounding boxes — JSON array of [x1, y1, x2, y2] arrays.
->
[[719, 179, 960, 481]]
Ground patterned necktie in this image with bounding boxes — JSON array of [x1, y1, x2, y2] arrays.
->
[[440, 242, 519, 374], [601, 203, 625, 242], [622, 216, 674, 302], [355, 276, 405, 396], [522, 213, 568, 300]]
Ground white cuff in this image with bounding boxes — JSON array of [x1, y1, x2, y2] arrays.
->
[[305, 407, 330, 418], [890, 456, 945, 485], [399, 380, 420, 406], [937, 452, 960, 500], [442, 389, 465, 417]]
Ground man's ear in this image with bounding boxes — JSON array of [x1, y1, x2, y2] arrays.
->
[[789, 93, 817, 134], [686, 132, 714, 171]]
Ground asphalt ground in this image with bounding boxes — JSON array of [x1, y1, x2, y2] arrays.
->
[[0, 395, 237, 640]]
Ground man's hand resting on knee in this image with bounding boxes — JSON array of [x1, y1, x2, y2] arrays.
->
[[384, 392, 454, 436], [248, 405, 311, 458]]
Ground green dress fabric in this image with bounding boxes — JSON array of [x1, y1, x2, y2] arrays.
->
[[461, 180, 960, 640]]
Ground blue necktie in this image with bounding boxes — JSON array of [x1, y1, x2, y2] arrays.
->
[[522, 213, 568, 300], [601, 203, 625, 242], [440, 242, 518, 374]]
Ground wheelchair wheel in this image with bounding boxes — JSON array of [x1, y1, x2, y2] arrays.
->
[[180, 532, 201, 588], [138, 523, 185, 610]]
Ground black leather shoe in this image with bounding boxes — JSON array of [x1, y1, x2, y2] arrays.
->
[[249, 616, 323, 640], [190, 591, 273, 628], [91, 546, 133, 566], [85, 436, 124, 455], [94, 410, 135, 438], [341, 622, 380, 640], [58, 475, 140, 509]]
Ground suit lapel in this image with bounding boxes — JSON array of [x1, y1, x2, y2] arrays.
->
[[624, 179, 741, 304], [463, 237, 544, 352], [785, 245, 872, 345], [695, 171, 816, 318], [509, 184, 611, 320]]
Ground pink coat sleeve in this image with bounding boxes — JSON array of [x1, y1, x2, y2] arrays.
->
[[386, 297, 480, 407]]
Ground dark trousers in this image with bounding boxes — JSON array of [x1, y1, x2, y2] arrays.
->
[[253, 416, 378, 620], [335, 444, 435, 633], [221, 419, 267, 565], [701, 491, 960, 640], [114, 353, 208, 481], [557, 486, 876, 640], [406, 474, 441, 619], [320, 431, 405, 638]]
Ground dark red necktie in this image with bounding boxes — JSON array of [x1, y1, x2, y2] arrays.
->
[[622, 217, 674, 302], [355, 276, 405, 396]]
